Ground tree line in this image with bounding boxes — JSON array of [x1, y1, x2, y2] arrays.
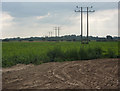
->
[[2, 35, 119, 42]]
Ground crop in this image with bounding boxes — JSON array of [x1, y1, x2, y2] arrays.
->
[[2, 41, 119, 67]]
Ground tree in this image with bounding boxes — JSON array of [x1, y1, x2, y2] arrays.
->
[[106, 35, 113, 40]]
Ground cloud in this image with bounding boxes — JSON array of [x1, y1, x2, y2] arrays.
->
[[89, 9, 118, 36], [65, 9, 118, 37], [1, 12, 56, 38], [1, 9, 118, 39], [36, 13, 50, 20], [1, 12, 17, 38], [1, 12, 15, 27]]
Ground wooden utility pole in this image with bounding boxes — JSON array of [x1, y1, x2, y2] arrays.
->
[[81, 7, 83, 43], [87, 7, 89, 44], [49, 32, 50, 37], [54, 26, 60, 37], [54, 27, 57, 37], [51, 32, 52, 37], [75, 6, 95, 44], [58, 27, 60, 37]]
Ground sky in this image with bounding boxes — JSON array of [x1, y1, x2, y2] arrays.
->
[[1, 2, 118, 39]]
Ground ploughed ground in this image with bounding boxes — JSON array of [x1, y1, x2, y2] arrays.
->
[[2, 59, 119, 89]]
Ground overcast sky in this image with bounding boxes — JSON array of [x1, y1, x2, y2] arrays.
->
[[1, 2, 118, 39]]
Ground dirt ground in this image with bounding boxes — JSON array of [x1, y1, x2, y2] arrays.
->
[[2, 59, 119, 90]]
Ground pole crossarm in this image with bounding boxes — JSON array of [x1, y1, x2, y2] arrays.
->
[[75, 10, 95, 12], [76, 6, 93, 8]]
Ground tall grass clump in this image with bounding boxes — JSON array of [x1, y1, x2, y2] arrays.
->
[[2, 54, 43, 67], [64, 48, 79, 61], [78, 47, 88, 60], [78, 47, 103, 60], [46, 47, 64, 62], [104, 48, 117, 58], [44, 46, 103, 62]]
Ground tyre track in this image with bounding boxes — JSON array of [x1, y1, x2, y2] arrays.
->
[[51, 62, 91, 88]]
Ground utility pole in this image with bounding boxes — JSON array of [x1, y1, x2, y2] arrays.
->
[[51, 32, 52, 37], [54, 27, 57, 37], [54, 26, 60, 37], [81, 7, 83, 43], [87, 7, 89, 43], [58, 27, 60, 37], [49, 32, 52, 37], [49, 32, 50, 37], [75, 6, 95, 44]]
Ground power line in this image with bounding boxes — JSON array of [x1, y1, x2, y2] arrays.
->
[[75, 6, 95, 44]]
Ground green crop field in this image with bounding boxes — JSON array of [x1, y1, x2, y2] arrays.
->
[[2, 41, 119, 67]]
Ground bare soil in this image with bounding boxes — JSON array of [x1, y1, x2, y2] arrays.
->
[[2, 59, 119, 89]]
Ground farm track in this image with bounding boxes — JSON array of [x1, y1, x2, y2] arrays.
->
[[2, 59, 119, 89]]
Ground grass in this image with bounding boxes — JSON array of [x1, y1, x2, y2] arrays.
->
[[2, 41, 119, 67]]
